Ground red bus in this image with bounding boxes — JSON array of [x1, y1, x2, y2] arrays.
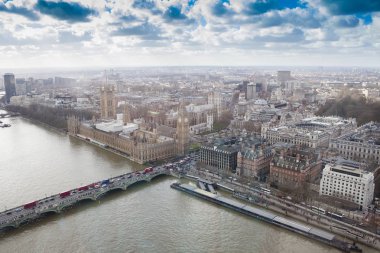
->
[[143, 167, 153, 174], [59, 191, 71, 198], [24, 201, 37, 209], [78, 186, 89, 192]]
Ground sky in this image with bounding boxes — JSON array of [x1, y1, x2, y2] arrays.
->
[[0, 0, 380, 68]]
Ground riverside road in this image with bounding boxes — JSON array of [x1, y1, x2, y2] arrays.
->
[[186, 168, 380, 251]]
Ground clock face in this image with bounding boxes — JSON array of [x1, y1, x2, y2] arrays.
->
[[178, 118, 182, 123]]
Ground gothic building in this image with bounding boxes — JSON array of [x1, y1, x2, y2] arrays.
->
[[208, 91, 222, 120], [67, 115, 176, 164], [176, 103, 190, 156], [67, 102, 190, 164], [100, 85, 116, 119], [123, 103, 131, 125]]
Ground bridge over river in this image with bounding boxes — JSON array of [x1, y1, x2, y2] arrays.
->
[[0, 164, 183, 230]]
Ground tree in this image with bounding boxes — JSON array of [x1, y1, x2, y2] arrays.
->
[[213, 110, 233, 131], [316, 94, 380, 125]]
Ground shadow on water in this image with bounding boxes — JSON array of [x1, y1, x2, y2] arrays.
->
[[150, 173, 167, 181], [0, 176, 170, 240]]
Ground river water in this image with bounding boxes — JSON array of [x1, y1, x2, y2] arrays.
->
[[0, 114, 375, 253]]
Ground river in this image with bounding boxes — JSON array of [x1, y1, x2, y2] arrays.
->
[[0, 114, 375, 252]]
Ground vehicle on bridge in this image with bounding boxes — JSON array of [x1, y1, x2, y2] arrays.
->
[[101, 179, 110, 187], [143, 167, 153, 174], [24, 201, 37, 209], [87, 183, 96, 189], [0, 164, 178, 232], [59, 191, 71, 198], [78, 186, 89, 192]]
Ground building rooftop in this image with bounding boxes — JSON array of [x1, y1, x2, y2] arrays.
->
[[338, 122, 380, 145], [271, 148, 319, 171], [324, 159, 373, 178]]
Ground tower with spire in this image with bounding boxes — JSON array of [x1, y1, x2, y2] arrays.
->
[[176, 102, 189, 156], [123, 102, 131, 125], [100, 85, 116, 119]]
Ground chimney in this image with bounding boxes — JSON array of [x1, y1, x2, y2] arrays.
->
[[280, 149, 285, 159]]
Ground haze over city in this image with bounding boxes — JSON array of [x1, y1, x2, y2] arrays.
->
[[1, 1, 380, 253], [0, 0, 380, 68]]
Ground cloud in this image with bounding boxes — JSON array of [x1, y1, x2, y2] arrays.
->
[[188, 0, 198, 8], [163, 6, 187, 20], [257, 9, 322, 28], [356, 14, 372, 25], [34, 0, 97, 22], [119, 15, 138, 23], [321, 0, 380, 15], [1, 0, 380, 68], [255, 28, 305, 43], [244, 0, 306, 16], [335, 16, 360, 28], [58, 31, 92, 43], [162, 5, 196, 25], [211, 0, 234, 17], [132, 0, 161, 15], [111, 22, 163, 40], [0, 2, 39, 21]]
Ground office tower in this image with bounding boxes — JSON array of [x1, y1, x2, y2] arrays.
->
[[246, 83, 256, 100], [277, 71, 291, 86], [4, 73, 16, 103]]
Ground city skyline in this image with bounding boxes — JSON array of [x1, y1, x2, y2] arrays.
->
[[0, 0, 380, 68]]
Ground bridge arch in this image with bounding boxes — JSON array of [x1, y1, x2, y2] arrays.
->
[[126, 179, 149, 189], [58, 202, 76, 211], [95, 187, 125, 200], [149, 173, 168, 181], [77, 196, 97, 202], [0, 224, 18, 230], [18, 218, 33, 226], [40, 209, 59, 215]]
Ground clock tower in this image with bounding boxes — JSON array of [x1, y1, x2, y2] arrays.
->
[[176, 102, 189, 156]]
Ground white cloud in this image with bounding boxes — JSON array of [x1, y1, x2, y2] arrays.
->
[[0, 0, 379, 68]]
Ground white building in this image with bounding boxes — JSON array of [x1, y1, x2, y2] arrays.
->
[[319, 159, 374, 210], [263, 116, 357, 149]]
